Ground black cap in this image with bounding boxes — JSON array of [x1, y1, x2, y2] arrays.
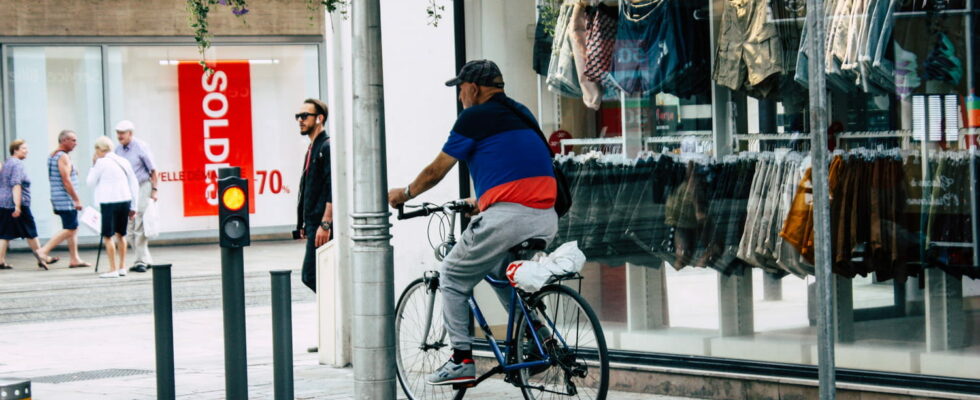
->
[[445, 59, 505, 88]]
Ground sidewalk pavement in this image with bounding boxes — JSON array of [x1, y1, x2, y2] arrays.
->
[[0, 241, 700, 399], [0, 302, 696, 399]]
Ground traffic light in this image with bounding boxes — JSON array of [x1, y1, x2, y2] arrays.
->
[[218, 170, 250, 248]]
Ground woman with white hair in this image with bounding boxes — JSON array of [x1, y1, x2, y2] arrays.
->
[[87, 136, 139, 278]]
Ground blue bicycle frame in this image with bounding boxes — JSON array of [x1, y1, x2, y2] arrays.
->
[[468, 275, 572, 374]]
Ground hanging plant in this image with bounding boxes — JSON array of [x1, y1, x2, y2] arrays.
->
[[426, 0, 446, 27], [537, 1, 561, 37], [188, 0, 447, 70]]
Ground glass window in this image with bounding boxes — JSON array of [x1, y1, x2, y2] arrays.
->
[[104, 44, 319, 234], [4, 46, 104, 238], [480, 0, 980, 384]]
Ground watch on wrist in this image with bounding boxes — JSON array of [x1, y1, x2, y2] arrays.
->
[[404, 185, 413, 199], [320, 221, 333, 231]]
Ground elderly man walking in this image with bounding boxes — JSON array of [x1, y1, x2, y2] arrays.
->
[[37, 130, 90, 268], [114, 120, 157, 273]]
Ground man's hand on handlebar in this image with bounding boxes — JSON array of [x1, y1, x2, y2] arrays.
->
[[462, 197, 480, 217], [388, 187, 410, 208]]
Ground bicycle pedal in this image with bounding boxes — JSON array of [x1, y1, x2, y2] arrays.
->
[[452, 382, 477, 389]]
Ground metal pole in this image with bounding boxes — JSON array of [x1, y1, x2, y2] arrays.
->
[[218, 167, 248, 399], [271, 270, 294, 400], [805, 0, 836, 397], [152, 264, 175, 400], [351, 1, 396, 399]]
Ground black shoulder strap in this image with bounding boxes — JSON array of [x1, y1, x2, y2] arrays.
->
[[492, 96, 556, 157]]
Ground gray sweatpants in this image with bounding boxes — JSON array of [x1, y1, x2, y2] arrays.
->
[[441, 202, 558, 351]]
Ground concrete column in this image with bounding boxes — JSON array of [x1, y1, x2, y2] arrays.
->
[[626, 262, 669, 330]]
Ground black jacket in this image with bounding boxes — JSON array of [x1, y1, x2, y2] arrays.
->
[[296, 133, 332, 232]]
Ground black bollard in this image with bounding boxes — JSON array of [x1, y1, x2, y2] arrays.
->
[[271, 270, 294, 400], [152, 264, 176, 400]]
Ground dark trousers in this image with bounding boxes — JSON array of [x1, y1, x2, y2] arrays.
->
[[302, 226, 317, 292]]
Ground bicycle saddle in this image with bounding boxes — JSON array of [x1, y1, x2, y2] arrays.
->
[[509, 238, 548, 254]]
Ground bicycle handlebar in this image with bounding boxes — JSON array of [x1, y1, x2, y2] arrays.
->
[[396, 200, 474, 220]]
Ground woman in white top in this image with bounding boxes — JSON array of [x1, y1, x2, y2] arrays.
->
[[87, 136, 139, 278]]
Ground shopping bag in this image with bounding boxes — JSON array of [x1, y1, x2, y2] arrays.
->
[[143, 200, 160, 238], [79, 206, 101, 234]]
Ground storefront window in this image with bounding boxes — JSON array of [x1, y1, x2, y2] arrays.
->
[[3, 44, 320, 238], [483, 0, 980, 384], [106, 45, 319, 234], [5, 46, 104, 238]]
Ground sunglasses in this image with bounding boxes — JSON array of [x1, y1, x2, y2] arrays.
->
[[295, 112, 319, 120]]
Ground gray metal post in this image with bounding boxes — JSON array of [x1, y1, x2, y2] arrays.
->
[[271, 270, 294, 400], [805, 0, 837, 397], [152, 264, 175, 400], [218, 167, 248, 399], [351, 1, 396, 399]]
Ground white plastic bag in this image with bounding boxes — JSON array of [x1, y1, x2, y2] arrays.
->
[[79, 206, 101, 234], [506, 241, 587, 292], [143, 200, 160, 238]]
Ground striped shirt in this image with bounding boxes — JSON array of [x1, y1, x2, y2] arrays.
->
[[48, 151, 78, 211]]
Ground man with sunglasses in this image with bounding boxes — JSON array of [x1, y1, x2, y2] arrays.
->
[[294, 98, 333, 293]]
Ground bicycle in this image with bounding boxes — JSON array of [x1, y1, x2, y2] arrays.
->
[[394, 200, 609, 400]]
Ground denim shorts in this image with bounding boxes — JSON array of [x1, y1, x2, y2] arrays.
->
[[55, 209, 79, 230]]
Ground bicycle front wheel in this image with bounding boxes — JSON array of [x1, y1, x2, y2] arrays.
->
[[395, 277, 466, 400], [515, 284, 609, 400]]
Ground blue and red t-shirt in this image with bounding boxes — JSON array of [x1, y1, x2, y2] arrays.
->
[[442, 93, 556, 211]]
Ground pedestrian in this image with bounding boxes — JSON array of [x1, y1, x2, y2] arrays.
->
[[388, 60, 558, 385], [0, 139, 59, 270], [294, 98, 333, 292], [37, 130, 91, 269], [87, 136, 139, 279], [114, 120, 157, 273]]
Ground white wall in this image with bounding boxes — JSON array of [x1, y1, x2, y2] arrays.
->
[[380, 0, 460, 294]]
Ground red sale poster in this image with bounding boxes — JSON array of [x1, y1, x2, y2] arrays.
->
[[177, 61, 255, 216]]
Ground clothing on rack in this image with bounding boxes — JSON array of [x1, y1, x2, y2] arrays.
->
[[742, 153, 815, 277], [584, 3, 618, 82], [713, 0, 785, 97], [570, 2, 603, 109], [547, 0, 583, 98], [610, 0, 689, 96], [552, 146, 978, 281], [796, 0, 900, 95]]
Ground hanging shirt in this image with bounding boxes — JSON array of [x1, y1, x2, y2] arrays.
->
[[610, 0, 688, 95]]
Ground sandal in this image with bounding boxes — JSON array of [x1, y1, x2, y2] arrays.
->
[[69, 262, 92, 268], [0, 264, 13, 270], [32, 250, 50, 271]]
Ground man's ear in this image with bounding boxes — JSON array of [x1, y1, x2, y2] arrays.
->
[[317, 115, 324, 124]]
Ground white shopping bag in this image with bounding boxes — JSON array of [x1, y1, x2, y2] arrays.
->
[[143, 200, 160, 238], [79, 206, 101, 234], [505, 241, 587, 292]]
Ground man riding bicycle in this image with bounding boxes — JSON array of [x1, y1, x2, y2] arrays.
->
[[387, 59, 558, 386]]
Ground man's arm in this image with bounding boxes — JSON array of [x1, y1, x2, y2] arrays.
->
[[58, 154, 81, 209], [387, 152, 457, 207]]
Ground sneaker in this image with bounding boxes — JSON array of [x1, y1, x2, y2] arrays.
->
[[118, 268, 127, 277], [100, 271, 120, 279], [426, 359, 475, 386]]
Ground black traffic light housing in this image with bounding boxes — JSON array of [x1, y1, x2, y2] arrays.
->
[[218, 167, 250, 248]]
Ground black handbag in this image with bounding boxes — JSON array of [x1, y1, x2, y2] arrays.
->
[[494, 97, 573, 217]]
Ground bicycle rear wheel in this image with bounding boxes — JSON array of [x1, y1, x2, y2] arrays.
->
[[395, 277, 466, 400], [515, 284, 609, 400]]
